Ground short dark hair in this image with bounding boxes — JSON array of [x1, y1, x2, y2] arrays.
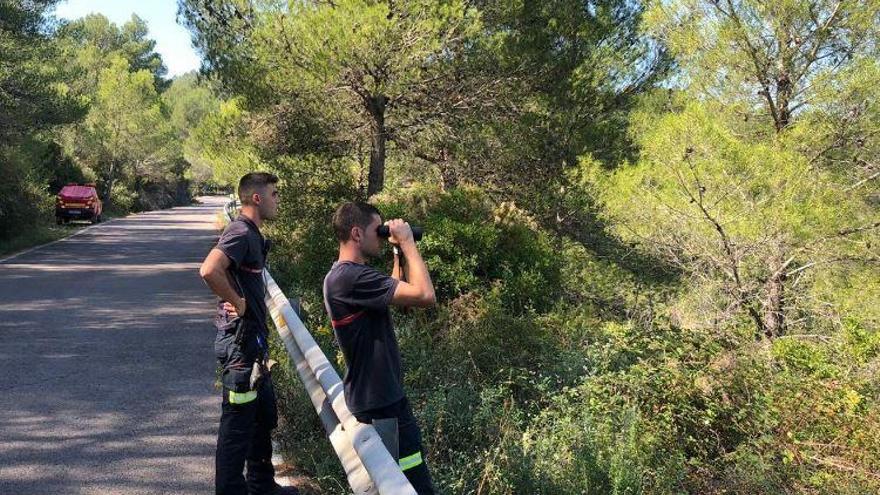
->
[[332, 201, 381, 241], [238, 172, 279, 205]]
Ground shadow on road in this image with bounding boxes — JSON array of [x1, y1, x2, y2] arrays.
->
[[0, 198, 228, 494]]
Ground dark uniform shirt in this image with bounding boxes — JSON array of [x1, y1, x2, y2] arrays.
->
[[214, 215, 269, 333], [323, 261, 402, 414]]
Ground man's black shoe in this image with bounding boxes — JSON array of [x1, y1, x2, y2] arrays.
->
[[269, 483, 299, 495]]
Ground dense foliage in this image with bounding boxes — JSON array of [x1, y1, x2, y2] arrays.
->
[[0, 4, 219, 243], [0, 0, 84, 235], [4, 0, 877, 493], [180, 0, 879, 493]]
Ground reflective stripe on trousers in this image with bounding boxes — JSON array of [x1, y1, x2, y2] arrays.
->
[[399, 451, 423, 471], [229, 389, 257, 404]]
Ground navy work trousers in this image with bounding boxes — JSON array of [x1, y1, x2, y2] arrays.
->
[[215, 376, 278, 495], [354, 397, 434, 494]]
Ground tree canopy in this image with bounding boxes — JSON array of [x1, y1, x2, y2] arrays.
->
[[2, 1, 878, 492], [175, 1, 879, 491]]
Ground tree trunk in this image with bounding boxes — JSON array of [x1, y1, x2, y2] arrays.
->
[[775, 72, 791, 131], [763, 253, 787, 338], [176, 179, 190, 205], [774, 42, 793, 132], [438, 148, 457, 191], [367, 94, 388, 197], [103, 160, 117, 212]]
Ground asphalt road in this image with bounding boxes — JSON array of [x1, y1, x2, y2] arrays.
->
[[0, 196, 229, 494]]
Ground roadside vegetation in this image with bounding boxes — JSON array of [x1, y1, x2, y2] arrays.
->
[[181, 1, 879, 492], [5, 1, 878, 493], [1, 1, 222, 253]]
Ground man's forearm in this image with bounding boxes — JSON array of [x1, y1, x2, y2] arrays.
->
[[203, 269, 242, 306], [400, 242, 434, 300]]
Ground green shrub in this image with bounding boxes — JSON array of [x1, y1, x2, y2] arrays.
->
[[376, 184, 564, 314], [266, 181, 880, 495], [108, 183, 137, 214]]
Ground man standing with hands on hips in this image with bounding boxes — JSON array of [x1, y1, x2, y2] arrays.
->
[[323, 202, 437, 494], [199, 172, 297, 495]]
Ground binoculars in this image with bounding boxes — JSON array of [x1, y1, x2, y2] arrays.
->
[[377, 225, 424, 241]]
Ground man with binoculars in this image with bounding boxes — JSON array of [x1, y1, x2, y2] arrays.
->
[[323, 202, 436, 494]]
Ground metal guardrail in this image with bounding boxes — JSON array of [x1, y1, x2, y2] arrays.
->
[[263, 272, 417, 495], [224, 197, 239, 222], [223, 200, 417, 494]]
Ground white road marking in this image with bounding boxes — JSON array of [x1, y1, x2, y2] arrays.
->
[[0, 218, 120, 264]]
